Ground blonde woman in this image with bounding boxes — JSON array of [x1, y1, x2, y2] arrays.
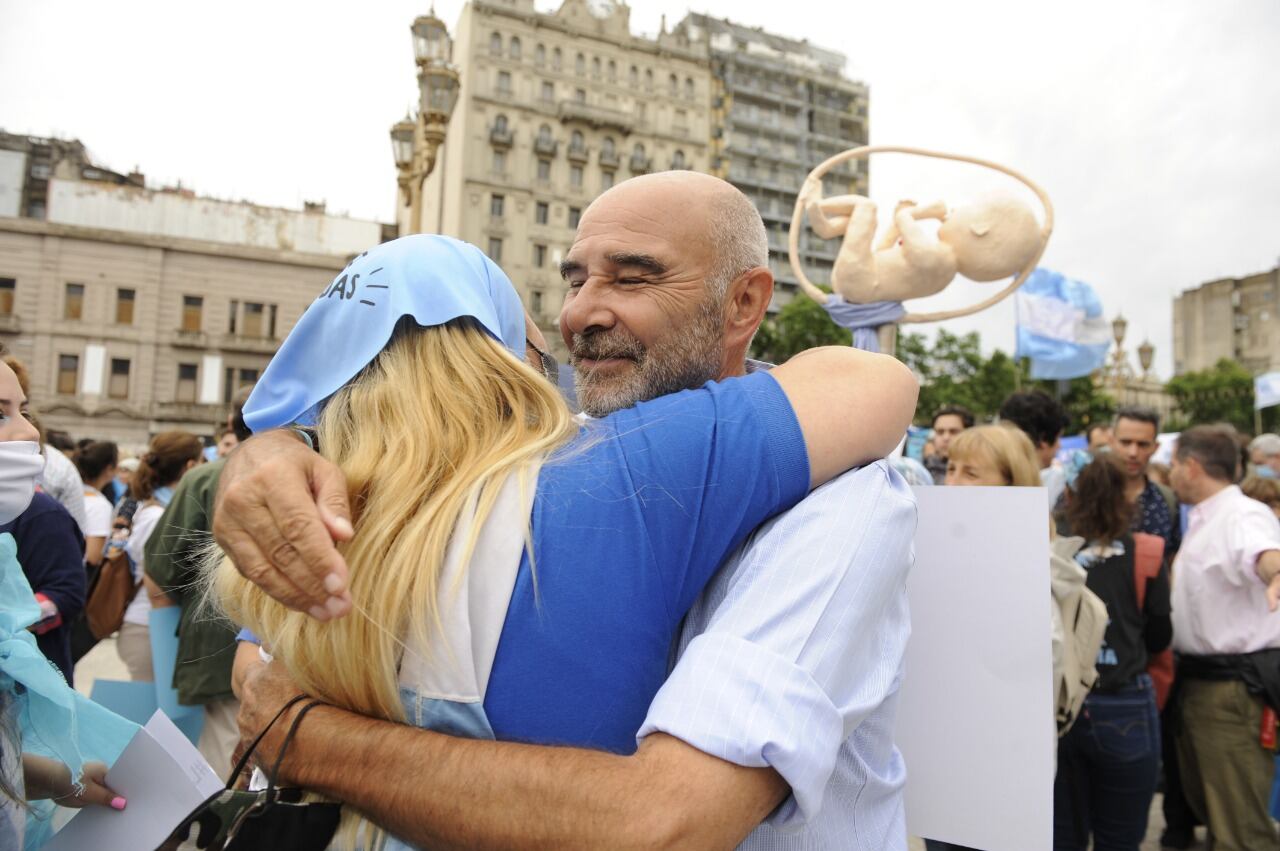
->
[[944, 423, 1043, 488], [212, 235, 917, 849]]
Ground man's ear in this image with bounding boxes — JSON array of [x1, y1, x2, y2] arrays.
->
[[723, 266, 774, 345]]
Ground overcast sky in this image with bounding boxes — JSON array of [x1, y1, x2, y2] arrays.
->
[[2, 0, 1277, 377]]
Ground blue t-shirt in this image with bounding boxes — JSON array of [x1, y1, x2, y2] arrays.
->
[[484, 371, 809, 752], [242, 371, 810, 754]]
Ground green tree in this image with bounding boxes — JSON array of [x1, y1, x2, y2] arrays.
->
[[1033, 376, 1116, 436], [1165, 358, 1259, 432], [750, 295, 849, 363]]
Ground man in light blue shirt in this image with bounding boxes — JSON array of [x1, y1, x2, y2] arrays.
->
[[218, 171, 917, 849]]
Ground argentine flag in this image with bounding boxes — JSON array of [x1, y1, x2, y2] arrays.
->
[[1015, 268, 1112, 380], [1255, 372, 1280, 411]]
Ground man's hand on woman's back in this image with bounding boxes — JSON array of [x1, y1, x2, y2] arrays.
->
[[213, 429, 354, 620]]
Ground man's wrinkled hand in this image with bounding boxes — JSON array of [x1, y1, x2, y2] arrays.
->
[[213, 429, 355, 619], [236, 661, 308, 781]]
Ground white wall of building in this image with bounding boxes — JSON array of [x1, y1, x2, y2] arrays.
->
[[46, 179, 383, 257], [0, 150, 26, 218]]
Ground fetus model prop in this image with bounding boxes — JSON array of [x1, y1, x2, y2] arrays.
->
[[788, 147, 1054, 337]]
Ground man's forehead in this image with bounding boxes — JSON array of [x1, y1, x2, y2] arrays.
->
[[570, 190, 709, 264]]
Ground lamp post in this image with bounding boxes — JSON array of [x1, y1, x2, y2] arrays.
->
[[1138, 339, 1154, 380], [390, 11, 460, 234]]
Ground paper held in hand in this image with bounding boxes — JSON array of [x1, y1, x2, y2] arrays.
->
[[45, 709, 222, 851]]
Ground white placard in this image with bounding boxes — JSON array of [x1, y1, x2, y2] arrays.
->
[[897, 486, 1054, 851]]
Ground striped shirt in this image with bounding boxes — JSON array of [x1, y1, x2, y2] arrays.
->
[[640, 460, 917, 849]]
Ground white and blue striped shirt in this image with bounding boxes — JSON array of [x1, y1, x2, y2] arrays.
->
[[639, 460, 917, 849]]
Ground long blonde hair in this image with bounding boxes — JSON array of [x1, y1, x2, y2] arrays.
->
[[949, 424, 1042, 487], [211, 318, 576, 723]]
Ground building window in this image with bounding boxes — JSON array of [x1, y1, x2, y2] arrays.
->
[[575, 53, 585, 75], [228, 299, 239, 333], [182, 295, 203, 332], [509, 36, 521, 60], [552, 47, 562, 71], [176, 363, 198, 403], [534, 43, 545, 66], [568, 207, 581, 229], [115, 288, 135, 324], [497, 71, 512, 94], [570, 164, 583, 188], [57, 354, 78, 395], [489, 32, 502, 56], [64, 283, 84, 320], [685, 77, 694, 99], [490, 194, 505, 218], [629, 66, 638, 87], [671, 150, 686, 170], [537, 159, 551, 182], [601, 170, 615, 190], [669, 74, 678, 96], [269, 304, 278, 339], [532, 290, 544, 315], [243, 302, 266, 337], [591, 57, 601, 78], [541, 81, 554, 101], [601, 136, 616, 158], [224, 367, 260, 404], [488, 237, 503, 262], [644, 69, 653, 90], [574, 88, 586, 104], [492, 149, 507, 174], [0, 278, 13, 316], [608, 60, 617, 83], [570, 130, 585, 153], [534, 244, 547, 268], [108, 358, 130, 400], [535, 201, 549, 225]]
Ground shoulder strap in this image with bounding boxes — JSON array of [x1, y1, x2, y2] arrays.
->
[[1155, 482, 1178, 518], [1132, 533, 1165, 611]]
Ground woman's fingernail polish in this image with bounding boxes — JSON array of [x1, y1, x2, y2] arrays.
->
[[110, 796, 127, 811]]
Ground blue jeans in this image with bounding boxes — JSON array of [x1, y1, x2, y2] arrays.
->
[[1054, 675, 1161, 851]]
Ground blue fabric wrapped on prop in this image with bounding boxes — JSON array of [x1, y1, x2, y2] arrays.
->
[[0, 532, 139, 849], [822, 294, 906, 352]]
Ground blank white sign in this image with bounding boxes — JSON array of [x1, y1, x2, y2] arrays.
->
[[897, 486, 1054, 851]]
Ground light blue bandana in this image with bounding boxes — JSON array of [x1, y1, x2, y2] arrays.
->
[[243, 235, 527, 432]]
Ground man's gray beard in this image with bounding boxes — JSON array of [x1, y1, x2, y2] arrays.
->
[[573, 296, 725, 417]]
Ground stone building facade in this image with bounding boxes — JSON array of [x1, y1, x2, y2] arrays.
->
[[675, 14, 869, 308], [1173, 264, 1280, 375], [0, 149, 387, 446], [422, 0, 713, 352]]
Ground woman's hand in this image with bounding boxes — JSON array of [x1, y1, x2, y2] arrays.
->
[[23, 755, 126, 810]]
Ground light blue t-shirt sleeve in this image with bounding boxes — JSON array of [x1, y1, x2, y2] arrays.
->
[[599, 370, 810, 621], [236, 627, 260, 645]]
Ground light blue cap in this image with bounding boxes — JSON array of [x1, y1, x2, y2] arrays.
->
[[243, 234, 526, 433]]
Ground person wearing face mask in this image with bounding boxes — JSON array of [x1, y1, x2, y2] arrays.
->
[[0, 354, 136, 846], [1248, 433, 1280, 480], [115, 431, 204, 683]]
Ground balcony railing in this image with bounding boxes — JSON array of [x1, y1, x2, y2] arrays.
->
[[219, 333, 278, 355], [0, 315, 20, 333], [172, 329, 207, 348], [489, 126, 514, 148], [598, 149, 620, 169], [151, 401, 226, 422], [629, 154, 651, 173], [533, 136, 558, 157], [557, 100, 633, 134], [567, 144, 589, 164]]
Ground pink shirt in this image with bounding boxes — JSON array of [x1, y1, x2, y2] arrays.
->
[[1172, 485, 1280, 655]]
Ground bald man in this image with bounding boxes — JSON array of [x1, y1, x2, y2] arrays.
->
[[216, 172, 916, 850]]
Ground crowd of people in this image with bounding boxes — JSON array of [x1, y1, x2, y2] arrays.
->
[[2, 169, 1280, 851]]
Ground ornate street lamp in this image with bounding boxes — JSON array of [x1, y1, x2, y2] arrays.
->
[[1111, 314, 1128, 348], [1138, 339, 1154, 380], [392, 11, 459, 235]]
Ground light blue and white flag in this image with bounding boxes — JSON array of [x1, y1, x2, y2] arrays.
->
[[1015, 268, 1112, 380], [1255, 372, 1280, 411]]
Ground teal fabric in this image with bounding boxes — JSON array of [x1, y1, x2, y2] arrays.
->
[[0, 533, 139, 849]]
